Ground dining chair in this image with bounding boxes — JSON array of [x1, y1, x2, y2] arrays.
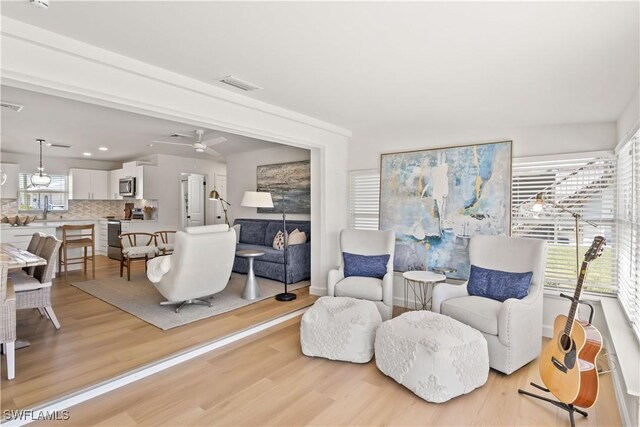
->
[[0, 265, 16, 380], [23, 232, 46, 276], [13, 236, 63, 330], [154, 231, 177, 256], [119, 232, 158, 281]]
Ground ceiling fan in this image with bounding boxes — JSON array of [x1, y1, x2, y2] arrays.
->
[[150, 129, 227, 156]]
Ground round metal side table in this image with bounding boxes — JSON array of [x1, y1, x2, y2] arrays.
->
[[402, 270, 446, 311], [236, 249, 265, 300]]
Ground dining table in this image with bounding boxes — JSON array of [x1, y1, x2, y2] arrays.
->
[[0, 242, 47, 349]]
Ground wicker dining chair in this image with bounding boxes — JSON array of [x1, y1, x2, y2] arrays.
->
[[0, 265, 16, 380], [13, 235, 63, 330], [119, 232, 158, 281]]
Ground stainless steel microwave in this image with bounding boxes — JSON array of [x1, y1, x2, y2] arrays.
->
[[119, 177, 136, 197]]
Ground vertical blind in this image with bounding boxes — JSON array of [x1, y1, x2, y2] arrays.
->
[[18, 173, 69, 212], [616, 130, 640, 338], [511, 153, 617, 293], [349, 170, 380, 230]]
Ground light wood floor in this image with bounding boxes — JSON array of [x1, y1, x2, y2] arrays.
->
[[32, 316, 622, 427], [0, 256, 316, 411]]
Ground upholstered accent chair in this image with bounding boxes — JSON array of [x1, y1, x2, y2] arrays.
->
[[12, 235, 63, 330], [327, 229, 395, 321], [147, 224, 236, 313], [432, 235, 548, 374]]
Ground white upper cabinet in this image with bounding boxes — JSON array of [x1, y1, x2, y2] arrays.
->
[[69, 168, 110, 200], [0, 163, 20, 199]]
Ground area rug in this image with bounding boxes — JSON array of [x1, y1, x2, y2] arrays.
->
[[71, 273, 309, 330]]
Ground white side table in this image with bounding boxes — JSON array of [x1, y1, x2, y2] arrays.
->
[[402, 270, 446, 311]]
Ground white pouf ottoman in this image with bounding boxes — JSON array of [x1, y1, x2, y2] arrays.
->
[[375, 310, 489, 402], [300, 296, 382, 363]]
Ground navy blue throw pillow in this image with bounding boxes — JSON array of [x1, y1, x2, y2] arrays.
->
[[467, 265, 533, 302], [343, 252, 390, 279]]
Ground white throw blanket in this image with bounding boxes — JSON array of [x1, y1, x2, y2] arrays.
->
[[147, 255, 172, 283]]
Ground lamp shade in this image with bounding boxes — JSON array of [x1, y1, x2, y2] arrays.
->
[[209, 190, 220, 200], [241, 191, 273, 208]]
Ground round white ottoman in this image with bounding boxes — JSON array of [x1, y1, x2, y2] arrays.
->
[[375, 310, 489, 402], [300, 296, 382, 363]]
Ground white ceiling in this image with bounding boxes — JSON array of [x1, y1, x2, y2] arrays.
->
[[0, 86, 281, 161], [1, 1, 638, 136]]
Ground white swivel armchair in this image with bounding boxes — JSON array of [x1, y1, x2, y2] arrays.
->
[[147, 224, 236, 313], [432, 235, 547, 374], [327, 229, 395, 320]]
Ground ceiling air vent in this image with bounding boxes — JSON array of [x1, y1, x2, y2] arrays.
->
[[1, 102, 24, 113], [218, 75, 262, 92]]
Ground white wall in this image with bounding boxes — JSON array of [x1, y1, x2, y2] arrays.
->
[[133, 154, 226, 232], [350, 122, 617, 171], [0, 152, 120, 175], [226, 145, 311, 223], [617, 86, 640, 145], [0, 17, 350, 292]]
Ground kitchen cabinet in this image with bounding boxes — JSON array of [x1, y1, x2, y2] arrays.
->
[[1, 225, 57, 250], [69, 169, 109, 200], [97, 220, 108, 255], [0, 163, 20, 199]]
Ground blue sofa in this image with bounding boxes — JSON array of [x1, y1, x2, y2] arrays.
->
[[232, 218, 311, 284]]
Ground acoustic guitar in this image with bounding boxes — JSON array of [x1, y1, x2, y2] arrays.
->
[[539, 236, 606, 408]]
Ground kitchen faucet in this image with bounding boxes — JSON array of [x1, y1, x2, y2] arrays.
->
[[42, 194, 49, 220]]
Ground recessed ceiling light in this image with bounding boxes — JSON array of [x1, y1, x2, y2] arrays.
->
[[98, 147, 108, 151], [83, 152, 92, 156]]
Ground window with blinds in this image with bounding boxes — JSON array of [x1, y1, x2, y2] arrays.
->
[[18, 173, 69, 212], [616, 130, 640, 337], [511, 153, 616, 294], [349, 170, 380, 230]]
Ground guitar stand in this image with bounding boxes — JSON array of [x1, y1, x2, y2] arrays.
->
[[518, 383, 588, 427], [518, 294, 595, 427]]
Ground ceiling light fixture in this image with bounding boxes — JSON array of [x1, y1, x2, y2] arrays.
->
[[29, 0, 49, 9], [30, 139, 51, 188], [83, 152, 92, 156], [99, 147, 108, 151], [0, 102, 24, 113], [217, 75, 262, 92]]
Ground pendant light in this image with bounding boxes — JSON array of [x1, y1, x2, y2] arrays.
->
[[31, 139, 51, 188]]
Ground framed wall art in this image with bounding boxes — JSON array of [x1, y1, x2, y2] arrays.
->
[[379, 141, 512, 279]]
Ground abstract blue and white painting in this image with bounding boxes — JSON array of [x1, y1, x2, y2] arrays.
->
[[380, 141, 512, 279]]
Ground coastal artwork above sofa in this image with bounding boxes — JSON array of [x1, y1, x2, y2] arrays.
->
[[256, 160, 310, 214], [379, 141, 512, 279]]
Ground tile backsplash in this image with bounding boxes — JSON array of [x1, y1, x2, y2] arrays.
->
[[0, 199, 158, 220]]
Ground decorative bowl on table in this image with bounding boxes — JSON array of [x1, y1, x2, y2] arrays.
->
[[1, 215, 38, 226]]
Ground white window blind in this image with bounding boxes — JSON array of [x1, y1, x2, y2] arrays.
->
[[617, 130, 640, 338], [349, 170, 380, 230], [512, 153, 616, 294], [18, 173, 69, 212]]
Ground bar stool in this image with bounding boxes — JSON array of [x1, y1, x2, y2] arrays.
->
[[58, 224, 96, 280]]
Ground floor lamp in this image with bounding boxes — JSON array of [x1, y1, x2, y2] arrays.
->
[[240, 191, 296, 301], [532, 192, 599, 277], [209, 189, 231, 226]]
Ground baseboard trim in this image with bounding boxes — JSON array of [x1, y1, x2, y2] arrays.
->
[[1, 308, 309, 427]]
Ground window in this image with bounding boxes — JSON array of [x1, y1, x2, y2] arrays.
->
[[349, 169, 380, 230], [511, 153, 616, 294], [616, 130, 640, 337], [18, 173, 69, 212]]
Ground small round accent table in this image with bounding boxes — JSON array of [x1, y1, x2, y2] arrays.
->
[[431, 266, 457, 277], [236, 249, 265, 300], [402, 270, 446, 311]]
